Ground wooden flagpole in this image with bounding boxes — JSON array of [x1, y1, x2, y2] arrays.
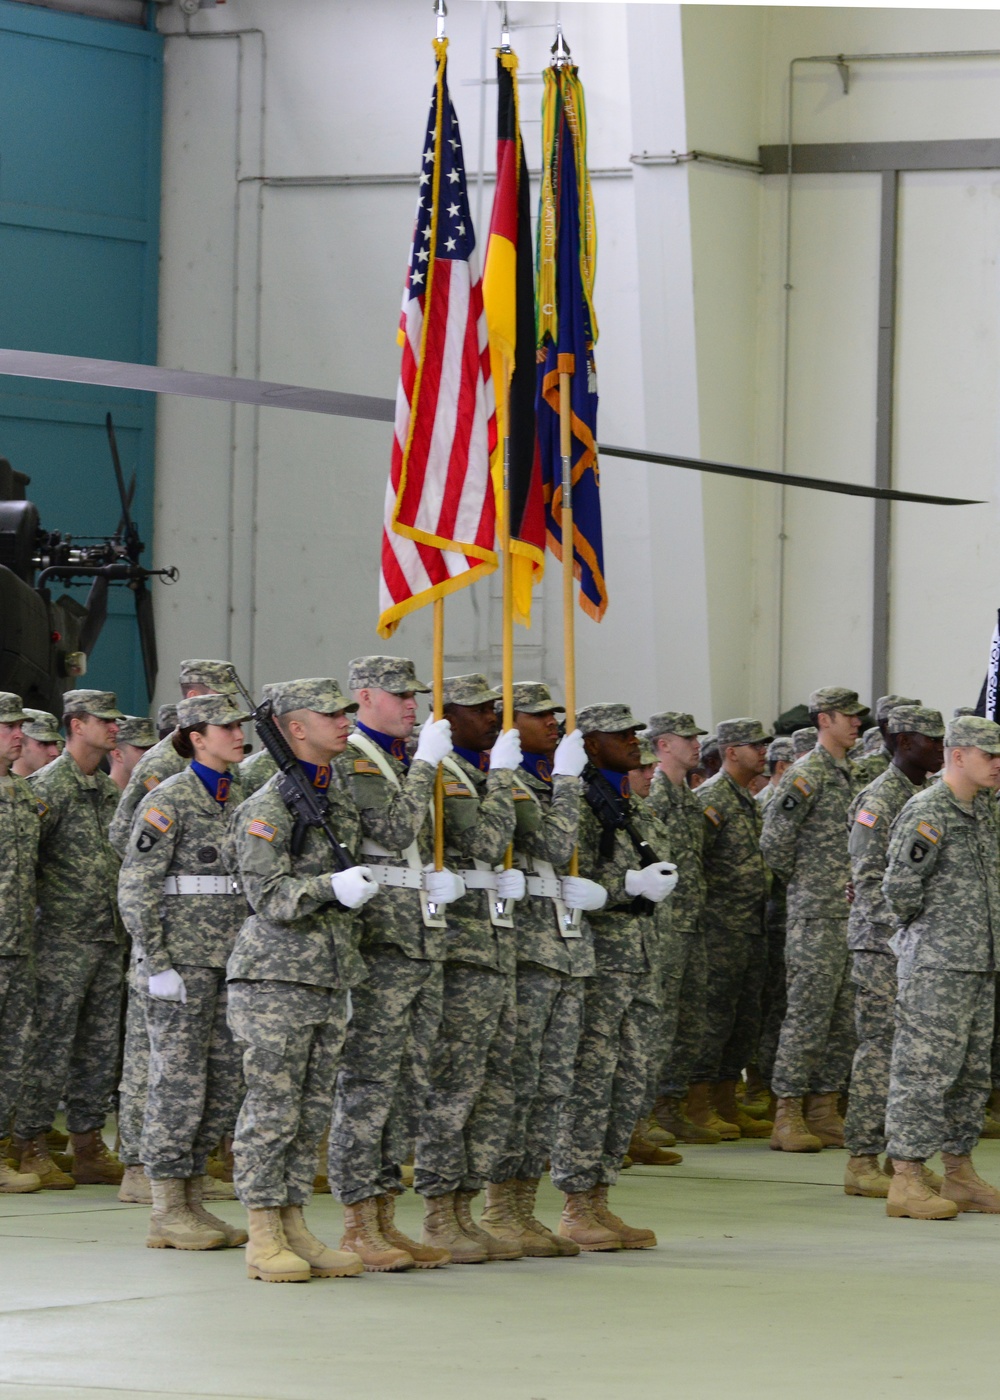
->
[[433, 595, 445, 871], [559, 370, 579, 877]]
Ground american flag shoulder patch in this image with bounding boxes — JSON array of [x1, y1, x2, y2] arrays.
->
[[143, 775, 160, 792], [36, 800, 47, 817], [144, 807, 172, 834], [248, 819, 276, 842], [443, 780, 473, 798], [353, 759, 382, 776], [793, 776, 813, 797], [855, 809, 879, 828], [704, 805, 723, 827], [916, 820, 941, 845]]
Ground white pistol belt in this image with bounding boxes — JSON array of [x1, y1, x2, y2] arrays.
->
[[163, 874, 240, 896], [526, 874, 561, 900], [363, 865, 424, 891]]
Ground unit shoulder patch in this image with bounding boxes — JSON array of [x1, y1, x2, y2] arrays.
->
[[855, 809, 879, 829], [144, 807, 173, 834], [143, 775, 160, 792], [907, 840, 931, 865], [247, 818, 276, 842], [136, 829, 159, 854], [915, 820, 941, 845]]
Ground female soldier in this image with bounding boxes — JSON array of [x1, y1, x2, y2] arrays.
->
[[118, 693, 250, 1250]]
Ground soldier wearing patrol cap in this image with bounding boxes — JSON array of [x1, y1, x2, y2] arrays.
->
[[791, 727, 818, 761], [226, 678, 371, 1282], [109, 716, 158, 792], [753, 736, 796, 1106], [761, 685, 867, 1153], [485, 682, 598, 1256], [109, 660, 239, 857], [550, 703, 677, 1252], [759, 737, 794, 810], [15, 689, 127, 1188], [0, 694, 44, 1192], [413, 675, 527, 1262], [156, 704, 179, 740], [644, 713, 716, 1145], [11, 709, 62, 778], [329, 656, 464, 1272], [853, 695, 922, 787], [688, 719, 774, 1141], [118, 693, 252, 1253], [843, 706, 945, 1200], [882, 714, 1000, 1220]]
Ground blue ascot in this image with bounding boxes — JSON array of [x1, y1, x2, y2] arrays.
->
[[298, 760, 331, 790], [520, 751, 553, 785], [191, 761, 232, 805], [453, 745, 490, 773], [356, 721, 410, 768], [599, 767, 631, 798]]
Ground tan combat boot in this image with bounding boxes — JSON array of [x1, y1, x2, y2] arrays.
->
[[508, 1179, 570, 1258], [186, 1176, 248, 1246], [280, 1204, 363, 1276], [557, 1189, 623, 1252], [0, 1158, 40, 1193], [714, 1080, 773, 1139], [117, 1165, 152, 1204], [803, 1093, 845, 1148], [590, 1184, 657, 1249], [421, 1192, 488, 1263], [940, 1154, 1000, 1213], [341, 1197, 414, 1272], [376, 1192, 450, 1268], [687, 1082, 739, 1141], [980, 1090, 1000, 1139], [653, 1094, 721, 1145], [245, 1206, 311, 1281], [769, 1098, 823, 1153], [643, 1115, 677, 1148], [147, 1178, 228, 1249], [15, 1133, 75, 1189], [200, 1174, 236, 1201], [887, 1159, 958, 1219], [463, 1185, 523, 1260], [627, 1121, 683, 1165], [69, 1129, 124, 1184], [844, 1155, 890, 1198], [739, 1066, 773, 1118]]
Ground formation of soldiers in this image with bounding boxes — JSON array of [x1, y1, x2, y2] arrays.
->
[[1, 661, 1000, 1286]]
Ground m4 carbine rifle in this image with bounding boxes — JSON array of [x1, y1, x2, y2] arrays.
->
[[581, 763, 662, 916]]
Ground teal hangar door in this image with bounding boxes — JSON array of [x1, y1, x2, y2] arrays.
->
[[0, 1, 162, 713]]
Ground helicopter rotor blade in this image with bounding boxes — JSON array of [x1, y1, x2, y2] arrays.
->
[[78, 574, 109, 656], [134, 578, 158, 701], [114, 472, 136, 543], [105, 413, 141, 553]]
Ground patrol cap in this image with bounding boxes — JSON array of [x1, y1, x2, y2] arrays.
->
[[22, 708, 60, 741], [156, 704, 179, 732], [115, 716, 157, 749], [700, 735, 719, 760], [576, 703, 640, 736], [0, 692, 26, 724], [861, 726, 884, 753], [876, 694, 921, 722], [792, 726, 818, 756], [887, 705, 945, 739], [634, 734, 657, 767], [177, 660, 237, 695], [63, 689, 125, 721], [645, 711, 708, 740], [442, 673, 502, 707], [348, 655, 431, 695], [945, 715, 1000, 753], [808, 687, 868, 717], [177, 694, 250, 728], [767, 736, 795, 763], [262, 678, 358, 718], [953, 706, 977, 718], [716, 718, 773, 749], [511, 681, 564, 715]]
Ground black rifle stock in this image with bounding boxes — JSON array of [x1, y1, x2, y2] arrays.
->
[[581, 763, 661, 916]]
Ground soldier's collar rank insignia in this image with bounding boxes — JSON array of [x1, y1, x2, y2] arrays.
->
[[856, 809, 879, 828], [916, 821, 941, 844], [248, 818, 276, 842], [144, 807, 173, 833]]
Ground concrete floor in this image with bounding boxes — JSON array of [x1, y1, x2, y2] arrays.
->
[[1, 1141, 999, 1400]]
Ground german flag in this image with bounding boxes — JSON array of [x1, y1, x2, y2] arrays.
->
[[483, 50, 545, 627]]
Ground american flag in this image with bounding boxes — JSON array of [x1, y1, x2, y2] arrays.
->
[[378, 41, 498, 638]]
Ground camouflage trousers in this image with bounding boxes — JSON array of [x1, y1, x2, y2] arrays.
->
[[551, 971, 661, 1194], [658, 929, 708, 1098], [641, 970, 680, 1117], [18, 935, 124, 1137], [990, 978, 1000, 1090], [228, 979, 349, 1208], [843, 950, 896, 1157], [886, 968, 994, 1161], [141, 964, 243, 1180], [492, 964, 584, 1183], [414, 964, 516, 1196], [0, 956, 32, 1136], [756, 903, 787, 1082], [691, 916, 767, 1084], [771, 917, 855, 1099], [117, 962, 149, 1167], [329, 949, 443, 1205]]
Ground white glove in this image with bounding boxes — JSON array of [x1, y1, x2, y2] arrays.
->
[[624, 861, 679, 903], [423, 866, 466, 905], [489, 728, 523, 771], [148, 968, 187, 1003], [414, 718, 453, 767], [560, 875, 608, 911], [552, 728, 587, 778], [496, 867, 526, 901], [330, 866, 380, 910]]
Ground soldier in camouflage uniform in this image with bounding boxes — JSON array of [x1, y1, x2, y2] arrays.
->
[[0, 694, 43, 1192], [118, 694, 251, 1251], [108, 716, 157, 792], [11, 709, 62, 778], [883, 715, 1000, 1220], [761, 686, 867, 1152], [238, 745, 278, 797], [413, 675, 527, 1263], [486, 682, 598, 1257], [644, 712, 716, 1144], [16, 690, 127, 1188], [551, 703, 677, 1252], [843, 706, 945, 1199], [791, 727, 818, 761], [329, 656, 464, 1271], [754, 737, 794, 1098], [156, 704, 178, 740], [227, 678, 373, 1281], [688, 719, 773, 1140], [852, 695, 921, 788]]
